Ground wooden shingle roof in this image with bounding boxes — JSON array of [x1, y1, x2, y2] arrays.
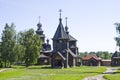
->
[[112, 51, 119, 58], [53, 18, 68, 40], [82, 55, 101, 61]]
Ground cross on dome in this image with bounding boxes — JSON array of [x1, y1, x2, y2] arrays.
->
[[39, 16, 41, 23], [59, 9, 62, 18], [65, 17, 68, 26]]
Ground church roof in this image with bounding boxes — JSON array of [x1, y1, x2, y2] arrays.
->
[[53, 19, 68, 40], [64, 17, 77, 41], [69, 34, 77, 41], [39, 54, 48, 58], [36, 22, 44, 36], [112, 51, 119, 58], [37, 23, 42, 31]]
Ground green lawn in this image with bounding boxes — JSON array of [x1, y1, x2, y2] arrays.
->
[[0, 66, 106, 80], [104, 68, 120, 80]]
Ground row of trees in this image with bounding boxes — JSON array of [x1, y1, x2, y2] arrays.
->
[[0, 23, 42, 68]]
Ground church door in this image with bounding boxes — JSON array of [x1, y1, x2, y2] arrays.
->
[[55, 60, 62, 67]]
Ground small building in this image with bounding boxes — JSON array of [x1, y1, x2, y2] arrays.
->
[[81, 55, 101, 66], [111, 51, 120, 66], [37, 54, 49, 65], [101, 59, 111, 66], [36, 19, 52, 65], [51, 10, 79, 68]]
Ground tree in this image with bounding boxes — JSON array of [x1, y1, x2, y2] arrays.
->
[[13, 44, 25, 64], [0, 42, 2, 67], [1, 23, 16, 67], [115, 23, 120, 49], [103, 51, 111, 59], [21, 29, 42, 67], [13, 32, 26, 65]]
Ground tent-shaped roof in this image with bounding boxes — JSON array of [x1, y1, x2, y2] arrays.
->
[[53, 19, 68, 40], [112, 51, 119, 58]]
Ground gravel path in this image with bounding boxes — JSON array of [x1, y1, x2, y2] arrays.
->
[[103, 67, 119, 74], [0, 69, 6, 72], [83, 67, 120, 80], [83, 74, 106, 80]]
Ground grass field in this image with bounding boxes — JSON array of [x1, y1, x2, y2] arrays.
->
[[0, 66, 106, 80], [104, 68, 120, 80]]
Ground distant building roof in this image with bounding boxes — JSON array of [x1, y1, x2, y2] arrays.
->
[[82, 55, 102, 61], [102, 59, 111, 61]]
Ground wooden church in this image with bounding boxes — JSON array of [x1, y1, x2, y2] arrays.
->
[[51, 10, 79, 68], [111, 51, 120, 66], [36, 18, 52, 65]]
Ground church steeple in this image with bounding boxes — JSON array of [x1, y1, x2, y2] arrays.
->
[[36, 16, 45, 42], [65, 17, 69, 34], [36, 16, 43, 34], [59, 9, 62, 22], [53, 9, 68, 40], [47, 38, 49, 44]]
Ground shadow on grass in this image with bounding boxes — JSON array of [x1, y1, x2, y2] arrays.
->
[[12, 65, 65, 69], [73, 72, 103, 74], [28, 66, 63, 69], [41, 66, 52, 69], [114, 72, 120, 74], [12, 66, 26, 69], [28, 65, 52, 69]]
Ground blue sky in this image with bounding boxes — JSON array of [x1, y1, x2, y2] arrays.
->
[[0, 0, 120, 52]]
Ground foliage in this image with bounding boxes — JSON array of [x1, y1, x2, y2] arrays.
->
[[0, 66, 106, 80], [20, 29, 42, 67], [0, 53, 2, 67], [13, 31, 26, 65], [1, 23, 16, 67], [0, 43, 2, 67], [13, 44, 25, 64], [114, 23, 120, 62], [0, 23, 42, 67], [115, 23, 120, 48]]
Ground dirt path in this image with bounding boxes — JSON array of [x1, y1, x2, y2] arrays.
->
[[0, 69, 6, 72], [83, 67, 120, 80], [103, 67, 119, 74], [83, 74, 106, 80]]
